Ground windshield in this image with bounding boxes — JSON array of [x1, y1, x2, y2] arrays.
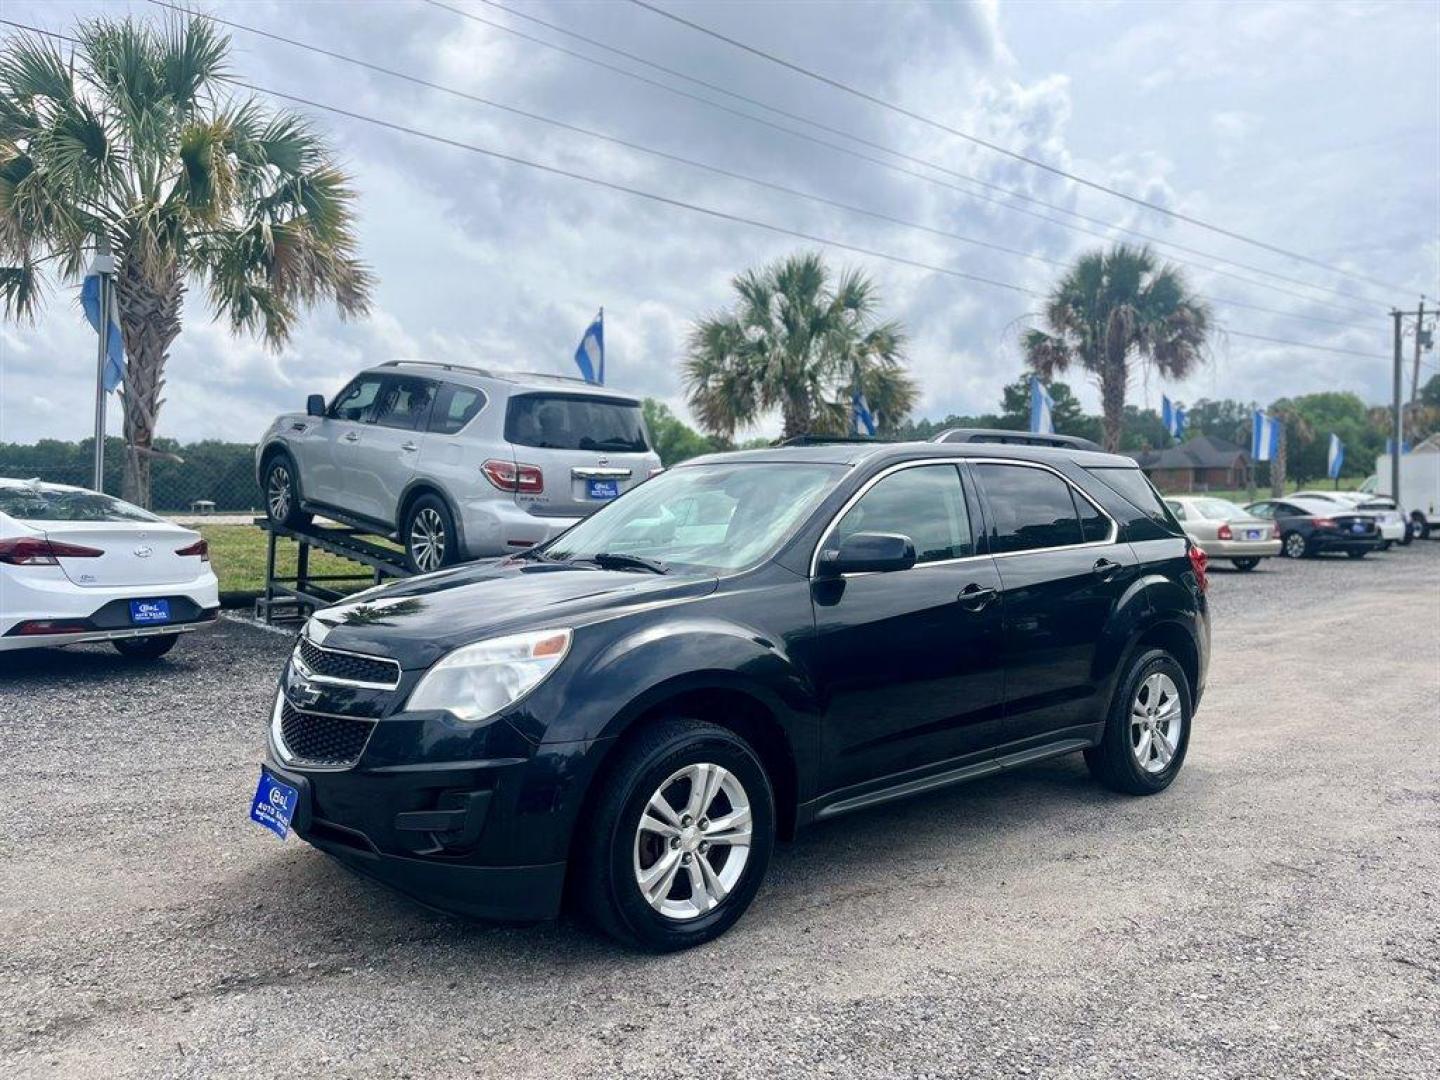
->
[[0, 485, 159, 523], [542, 462, 843, 572], [1192, 498, 1251, 520]]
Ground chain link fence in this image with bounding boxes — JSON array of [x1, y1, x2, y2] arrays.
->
[[0, 437, 262, 517]]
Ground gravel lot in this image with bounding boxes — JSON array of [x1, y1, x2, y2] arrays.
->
[[2, 542, 1437, 1079]]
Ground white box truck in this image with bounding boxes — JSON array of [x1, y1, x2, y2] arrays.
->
[[1364, 434, 1440, 540]]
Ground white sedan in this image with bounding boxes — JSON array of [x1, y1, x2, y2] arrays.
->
[[0, 479, 219, 658]]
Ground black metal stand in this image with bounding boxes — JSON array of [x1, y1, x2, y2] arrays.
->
[[255, 517, 412, 624]]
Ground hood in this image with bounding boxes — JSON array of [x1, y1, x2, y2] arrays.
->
[[307, 559, 718, 669]]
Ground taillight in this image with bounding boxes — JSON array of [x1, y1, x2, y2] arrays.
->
[[14, 618, 91, 635], [1312, 517, 1336, 529], [176, 538, 210, 562], [481, 459, 543, 493], [1188, 544, 1209, 593], [1216, 523, 1233, 541], [1271, 525, 1280, 540], [0, 537, 104, 565]]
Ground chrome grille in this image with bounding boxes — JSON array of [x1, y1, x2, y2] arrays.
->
[[296, 636, 401, 688], [277, 701, 375, 768]]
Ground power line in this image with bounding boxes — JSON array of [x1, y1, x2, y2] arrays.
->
[[1224, 330, 1389, 361], [435, 0, 1384, 317], [147, 1, 1369, 334], [0, 16, 1395, 367], [628, 0, 1412, 296]]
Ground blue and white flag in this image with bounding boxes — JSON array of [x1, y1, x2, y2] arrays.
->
[[1029, 376, 1054, 435], [82, 271, 125, 392], [1385, 437, 1411, 456], [1162, 395, 1186, 440], [1327, 433, 1345, 480], [1251, 409, 1280, 462], [851, 391, 876, 436], [573, 308, 604, 384]]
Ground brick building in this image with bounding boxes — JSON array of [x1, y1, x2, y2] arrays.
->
[[1130, 434, 1252, 493]]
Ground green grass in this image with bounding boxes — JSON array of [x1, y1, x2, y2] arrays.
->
[[199, 524, 395, 597]]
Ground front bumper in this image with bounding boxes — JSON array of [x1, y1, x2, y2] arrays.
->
[[265, 761, 566, 921]]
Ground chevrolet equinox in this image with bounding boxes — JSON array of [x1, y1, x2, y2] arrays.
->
[[253, 441, 1209, 950]]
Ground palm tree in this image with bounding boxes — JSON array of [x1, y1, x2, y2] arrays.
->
[[1267, 399, 1314, 497], [685, 252, 916, 440], [1024, 244, 1210, 452], [0, 16, 372, 505]]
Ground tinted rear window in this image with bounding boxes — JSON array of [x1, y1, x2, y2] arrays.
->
[[974, 463, 1085, 553], [505, 393, 648, 452], [429, 383, 486, 435], [1086, 467, 1181, 530], [0, 486, 158, 522]]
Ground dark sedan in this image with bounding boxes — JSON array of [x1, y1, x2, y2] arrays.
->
[[1245, 496, 1382, 559]]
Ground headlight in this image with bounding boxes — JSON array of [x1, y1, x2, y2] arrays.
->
[[406, 628, 572, 722]]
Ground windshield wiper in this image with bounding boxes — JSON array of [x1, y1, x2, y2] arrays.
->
[[584, 552, 669, 574]]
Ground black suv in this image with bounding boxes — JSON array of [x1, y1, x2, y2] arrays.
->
[[256, 442, 1209, 950]]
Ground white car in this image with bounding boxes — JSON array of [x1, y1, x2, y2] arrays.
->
[[0, 479, 219, 657], [1291, 490, 1408, 547]]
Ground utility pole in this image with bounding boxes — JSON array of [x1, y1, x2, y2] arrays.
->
[[1409, 297, 1427, 442], [1391, 309, 1404, 505]]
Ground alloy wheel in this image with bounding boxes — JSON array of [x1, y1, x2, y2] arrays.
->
[[1130, 672, 1183, 774], [633, 762, 753, 921], [409, 507, 446, 571], [267, 465, 291, 521], [1284, 533, 1307, 558]]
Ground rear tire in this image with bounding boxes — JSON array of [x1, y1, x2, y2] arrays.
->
[[1231, 557, 1260, 571], [1085, 649, 1192, 796], [262, 452, 312, 529], [1411, 515, 1431, 542], [1379, 540, 1392, 552], [403, 494, 458, 573], [1281, 531, 1308, 559], [573, 719, 775, 952], [1347, 548, 1368, 559], [113, 634, 178, 660]]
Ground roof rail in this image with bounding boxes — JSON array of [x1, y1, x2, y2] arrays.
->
[[380, 359, 494, 376], [931, 427, 1102, 451], [778, 434, 892, 447]]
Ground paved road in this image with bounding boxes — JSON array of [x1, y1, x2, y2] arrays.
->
[[2, 544, 1437, 1079]]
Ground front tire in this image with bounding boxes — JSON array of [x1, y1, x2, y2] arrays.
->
[[1411, 515, 1431, 542], [1231, 557, 1260, 571], [403, 494, 458, 573], [113, 634, 178, 660], [1281, 531, 1308, 559], [1347, 548, 1368, 559], [263, 453, 312, 529], [1085, 649, 1192, 796], [573, 719, 775, 952]]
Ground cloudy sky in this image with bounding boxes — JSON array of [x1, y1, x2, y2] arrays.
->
[[1, 0, 1436, 446]]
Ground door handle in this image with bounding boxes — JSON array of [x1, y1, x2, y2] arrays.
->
[[1092, 558, 1121, 580], [401, 441, 418, 452], [342, 431, 360, 443], [957, 583, 997, 611]]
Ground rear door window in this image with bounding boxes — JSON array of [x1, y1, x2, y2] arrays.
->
[[974, 463, 1085, 553], [505, 393, 648, 452], [371, 376, 436, 431], [428, 383, 486, 435]]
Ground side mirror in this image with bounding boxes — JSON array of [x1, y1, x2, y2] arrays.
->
[[306, 393, 326, 418], [816, 531, 917, 576]]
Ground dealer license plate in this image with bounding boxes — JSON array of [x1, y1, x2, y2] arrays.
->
[[129, 599, 171, 625], [250, 770, 299, 840], [1245, 529, 1262, 540], [1351, 522, 1366, 534], [587, 479, 619, 500]]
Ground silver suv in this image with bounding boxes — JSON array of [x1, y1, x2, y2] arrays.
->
[[256, 362, 662, 571]]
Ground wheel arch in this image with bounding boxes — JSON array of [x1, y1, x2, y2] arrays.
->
[[397, 479, 467, 550]]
